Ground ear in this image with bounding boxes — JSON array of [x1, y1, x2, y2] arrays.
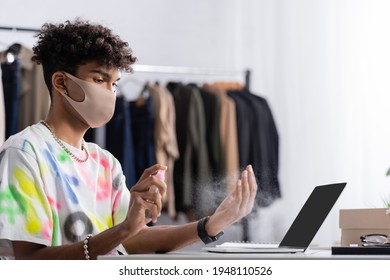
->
[[52, 71, 67, 94]]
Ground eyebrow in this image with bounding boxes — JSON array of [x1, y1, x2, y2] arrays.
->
[[89, 69, 121, 81]]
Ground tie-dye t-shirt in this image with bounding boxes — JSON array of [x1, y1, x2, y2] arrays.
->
[[0, 122, 130, 257]]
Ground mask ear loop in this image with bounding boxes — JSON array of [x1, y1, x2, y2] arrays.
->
[[61, 72, 70, 96]]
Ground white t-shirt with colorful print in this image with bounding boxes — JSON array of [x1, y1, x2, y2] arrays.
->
[[0, 122, 131, 258]]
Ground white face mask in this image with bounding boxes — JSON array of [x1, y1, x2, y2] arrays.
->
[[62, 72, 116, 128]]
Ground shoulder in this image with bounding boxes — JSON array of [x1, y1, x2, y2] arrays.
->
[[0, 123, 50, 158]]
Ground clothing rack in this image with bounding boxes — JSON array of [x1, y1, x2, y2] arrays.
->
[[0, 26, 40, 33], [133, 64, 251, 90]]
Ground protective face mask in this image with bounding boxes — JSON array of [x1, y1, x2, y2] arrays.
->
[[62, 72, 116, 128]]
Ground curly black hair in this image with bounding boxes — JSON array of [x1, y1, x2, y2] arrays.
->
[[32, 18, 137, 94]]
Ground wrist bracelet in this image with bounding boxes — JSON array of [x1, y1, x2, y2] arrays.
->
[[197, 216, 224, 244], [83, 234, 93, 260]]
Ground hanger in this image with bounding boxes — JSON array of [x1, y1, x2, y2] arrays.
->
[[211, 81, 245, 91], [115, 75, 143, 99], [135, 82, 149, 107]]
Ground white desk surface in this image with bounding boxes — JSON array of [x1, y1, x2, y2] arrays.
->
[[98, 247, 390, 260]]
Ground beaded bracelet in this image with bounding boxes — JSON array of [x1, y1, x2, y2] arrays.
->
[[83, 234, 93, 260]]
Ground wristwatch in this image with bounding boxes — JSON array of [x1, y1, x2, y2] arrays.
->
[[197, 216, 224, 244]]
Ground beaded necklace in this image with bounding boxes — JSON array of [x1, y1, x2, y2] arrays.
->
[[40, 120, 89, 163]]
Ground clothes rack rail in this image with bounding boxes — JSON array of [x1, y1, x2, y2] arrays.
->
[[133, 64, 251, 90], [0, 26, 40, 32]]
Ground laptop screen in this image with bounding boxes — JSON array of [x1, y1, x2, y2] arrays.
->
[[279, 183, 346, 249]]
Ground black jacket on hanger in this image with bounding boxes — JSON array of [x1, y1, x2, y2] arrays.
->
[[227, 89, 280, 208]]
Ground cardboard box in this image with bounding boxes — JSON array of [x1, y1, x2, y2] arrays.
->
[[339, 208, 390, 246]]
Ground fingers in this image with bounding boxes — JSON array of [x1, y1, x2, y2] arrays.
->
[[240, 169, 250, 209], [246, 165, 258, 203], [143, 189, 162, 223], [236, 165, 257, 216], [128, 165, 168, 225], [134, 164, 168, 197], [240, 170, 250, 212], [147, 175, 167, 198], [137, 164, 167, 183], [132, 170, 167, 198], [131, 188, 162, 224]]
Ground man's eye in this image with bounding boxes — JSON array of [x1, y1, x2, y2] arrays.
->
[[113, 83, 119, 93], [94, 78, 104, 83]]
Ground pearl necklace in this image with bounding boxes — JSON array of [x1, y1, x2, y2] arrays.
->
[[40, 120, 89, 163]]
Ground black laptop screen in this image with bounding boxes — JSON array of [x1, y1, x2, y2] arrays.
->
[[279, 183, 346, 249]]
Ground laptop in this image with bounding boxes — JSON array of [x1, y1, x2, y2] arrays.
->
[[204, 182, 346, 254]]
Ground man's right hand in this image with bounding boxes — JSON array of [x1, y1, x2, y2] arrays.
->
[[122, 164, 167, 236]]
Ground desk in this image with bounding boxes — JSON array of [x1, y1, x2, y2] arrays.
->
[[98, 247, 390, 260]]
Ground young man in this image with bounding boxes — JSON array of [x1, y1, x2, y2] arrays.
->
[[0, 19, 258, 259]]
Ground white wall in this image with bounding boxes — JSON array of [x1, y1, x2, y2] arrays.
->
[[2, 0, 390, 247], [244, 0, 390, 246]]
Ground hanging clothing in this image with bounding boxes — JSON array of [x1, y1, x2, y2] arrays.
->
[[0, 44, 49, 140], [167, 82, 211, 220], [147, 83, 179, 219], [196, 85, 226, 209], [129, 96, 156, 182], [226, 90, 252, 168], [202, 83, 240, 192], [18, 45, 50, 131], [227, 89, 281, 207], [83, 127, 96, 143], [0, 66, 5, 146], [105, 96, 136, 189], [1, 57, 21, 139], [251, 93, 280, 203], [197, 85, 225, 182]]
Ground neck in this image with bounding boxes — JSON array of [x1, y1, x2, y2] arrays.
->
[[43, 115, 88, 149], [40, 120, 89, 163]]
